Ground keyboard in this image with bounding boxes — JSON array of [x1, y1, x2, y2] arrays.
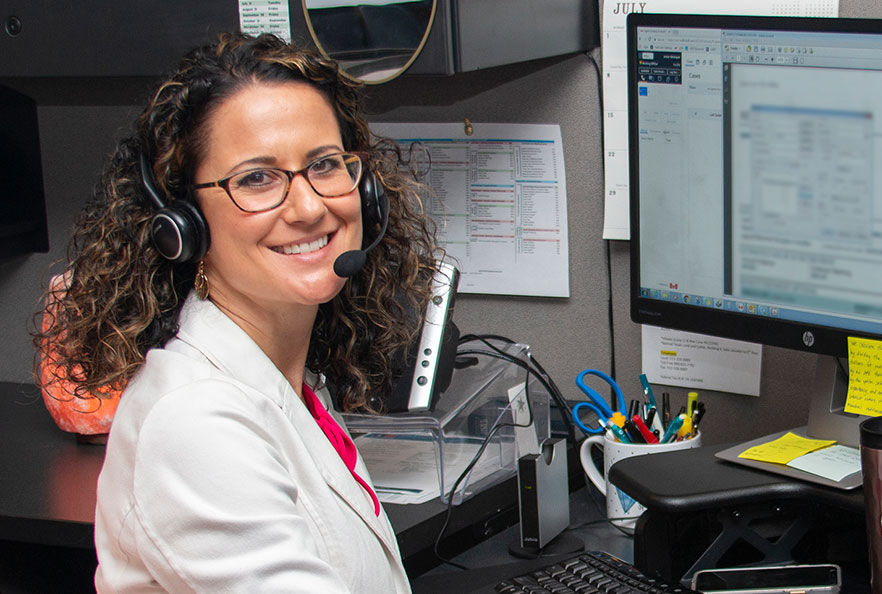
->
[[493, 550, 698, 593]]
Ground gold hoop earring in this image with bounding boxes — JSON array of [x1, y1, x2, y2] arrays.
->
[[194, 260, 209, 300]]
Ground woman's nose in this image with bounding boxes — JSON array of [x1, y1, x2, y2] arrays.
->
[[280, 175, 327, 223]]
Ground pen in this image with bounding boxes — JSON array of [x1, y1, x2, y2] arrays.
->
[[608, 421, 631, 444], [662, 392, 671, 427], [692, 401, 706, 431], [660, 414, 684, 444], [632, 414, 659, 444], [596, 416, 631, 444], [628, 398, 640, 420], [639, 374, 659, 409], [624, 419, 646, 443], [645, 406, 657, 428], [646, 403, 664, 434]]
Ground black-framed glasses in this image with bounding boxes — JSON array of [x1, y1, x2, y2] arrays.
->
[[189, 152, 365, 213]]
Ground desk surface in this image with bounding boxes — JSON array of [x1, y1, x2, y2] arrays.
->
[[409, 486, 632, 594], [2, 385, 870, 591], [0, 382, 627, 590], [0, 382, 518, 561], [0, 383, 103, 548]]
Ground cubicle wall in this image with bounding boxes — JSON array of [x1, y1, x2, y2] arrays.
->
[[0, 0, 875, 447]]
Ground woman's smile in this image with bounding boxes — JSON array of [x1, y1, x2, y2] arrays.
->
[[271, 233, 330, 255]]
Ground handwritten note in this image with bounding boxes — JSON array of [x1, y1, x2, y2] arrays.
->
[[786, 444, 862, 483], [738, 432, 835, 465], [844, 337, 882, 416]]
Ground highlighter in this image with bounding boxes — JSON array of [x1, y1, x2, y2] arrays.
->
[[687, 391, 699, 417]]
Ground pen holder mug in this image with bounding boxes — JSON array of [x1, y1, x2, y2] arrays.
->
[[580, 430, 702, 534]]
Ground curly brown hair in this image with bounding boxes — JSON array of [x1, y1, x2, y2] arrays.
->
[[34, 33, 441, 413]]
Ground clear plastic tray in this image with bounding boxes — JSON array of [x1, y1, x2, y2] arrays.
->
[[344, 340, 550, 504]]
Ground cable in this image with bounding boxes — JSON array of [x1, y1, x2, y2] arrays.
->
[[432, 350, 534, 569], [431, 335, 582, 569], [432, 421, 518, 569], [458, 333, 576, 442], [605, 238, 617, 397]]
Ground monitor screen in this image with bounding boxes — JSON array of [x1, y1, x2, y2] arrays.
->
[[627, 14, 882, 446]]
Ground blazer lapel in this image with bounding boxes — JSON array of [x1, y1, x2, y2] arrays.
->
[[286, 386, 399, 555]]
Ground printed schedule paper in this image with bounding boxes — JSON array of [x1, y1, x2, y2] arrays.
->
[[238, 0, 292, 41], [371, 122, 570, 297]]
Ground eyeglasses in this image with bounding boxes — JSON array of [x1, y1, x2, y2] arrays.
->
[[189, 152, 365, 213]]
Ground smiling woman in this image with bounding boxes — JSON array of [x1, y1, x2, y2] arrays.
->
[[188, 82, 367, 373], [33, 32, 441, 593]]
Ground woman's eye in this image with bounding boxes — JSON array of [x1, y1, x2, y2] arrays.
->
[[235, 169, 280, 189], [309, 155, 344, 176]]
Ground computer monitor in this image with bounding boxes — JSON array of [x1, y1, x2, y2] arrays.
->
[[0, 85, 49, 260], [627, 14, 882, 447]]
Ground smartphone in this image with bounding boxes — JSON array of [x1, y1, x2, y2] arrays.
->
[[691, 564, 841, 594]]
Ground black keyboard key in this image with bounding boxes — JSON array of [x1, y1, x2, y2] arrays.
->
[[493, 551, 699, 594]]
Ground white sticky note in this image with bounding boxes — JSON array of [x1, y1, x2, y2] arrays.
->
[[787, 444, 862, 482]]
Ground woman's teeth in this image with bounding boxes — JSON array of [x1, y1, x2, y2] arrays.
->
[[274, 235, 328, 255]]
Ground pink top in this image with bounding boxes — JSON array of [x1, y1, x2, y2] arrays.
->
[[301, 384, 380, 516]]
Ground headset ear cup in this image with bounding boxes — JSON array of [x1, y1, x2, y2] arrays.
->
[[359, 170, 386, 229], [141, 151, 209, 263], [176, 200, 209, 263], [150, 201, 209, 264]]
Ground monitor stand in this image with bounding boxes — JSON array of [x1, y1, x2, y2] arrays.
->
[[713, 354, 867, 490], [805, 354, 868, 448]]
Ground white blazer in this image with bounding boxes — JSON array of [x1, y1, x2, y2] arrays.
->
[[94, 295, 411, 593]]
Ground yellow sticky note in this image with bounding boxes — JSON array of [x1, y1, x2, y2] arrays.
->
[[738, 432, 836, 465], [845, 337, 882, 417]]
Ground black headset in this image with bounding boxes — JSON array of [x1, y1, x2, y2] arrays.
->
[[139, 151, 387, 269]]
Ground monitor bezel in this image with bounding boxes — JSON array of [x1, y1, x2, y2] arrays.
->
[[627, 12, 882, 359]]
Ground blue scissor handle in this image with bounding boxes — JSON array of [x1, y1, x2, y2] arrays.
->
[[575, 369, 627, 420], [571, 401, 608, 435]]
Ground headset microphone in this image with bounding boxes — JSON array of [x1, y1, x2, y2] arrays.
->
[[333, 189, 388, 278]]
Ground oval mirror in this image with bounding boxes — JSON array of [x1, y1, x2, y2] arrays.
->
[[303, 0, 436, 85]]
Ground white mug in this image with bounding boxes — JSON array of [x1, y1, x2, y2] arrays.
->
[[580, 430, 702, 534]]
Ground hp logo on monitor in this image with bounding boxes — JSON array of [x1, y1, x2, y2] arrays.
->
[[802, 331, 815, 348]]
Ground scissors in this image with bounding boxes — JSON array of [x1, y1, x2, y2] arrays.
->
[[572, 369, 628, 435]]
